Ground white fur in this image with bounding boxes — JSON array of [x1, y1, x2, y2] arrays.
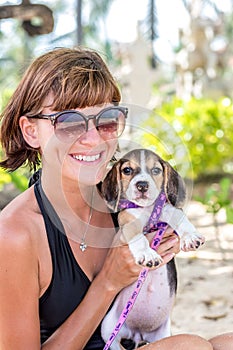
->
[[160, 204, 205, 251]]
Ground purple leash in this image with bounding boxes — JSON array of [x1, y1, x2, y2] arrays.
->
[[103, 192, 168, 350]]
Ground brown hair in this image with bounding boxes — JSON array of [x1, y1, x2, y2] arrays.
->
[[0, 47, 121, 171]]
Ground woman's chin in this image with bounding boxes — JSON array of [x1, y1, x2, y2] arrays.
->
[[71, 169, 106, 186]]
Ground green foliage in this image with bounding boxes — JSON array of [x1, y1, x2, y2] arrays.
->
[[0, 168, 11, 189], [194, 178, 231, 215], [144, 97, 233, 180], [194, 177, 233, 225], [0, 85, 29, 193], [0, 88, 15, 112], [0, 167, 28, 192], [9, 171, 29, 192], [225, 205, 233, 224]]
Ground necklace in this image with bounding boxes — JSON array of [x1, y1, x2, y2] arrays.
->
[[79, 189, 94, 252]]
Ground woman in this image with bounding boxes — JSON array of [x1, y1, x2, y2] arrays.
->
[[0, 47, 215, 350]]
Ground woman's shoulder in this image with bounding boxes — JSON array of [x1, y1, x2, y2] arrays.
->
[[0, 186, 41, 244], [0, 186, 42, 302]]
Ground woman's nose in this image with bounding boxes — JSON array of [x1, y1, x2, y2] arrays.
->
[[78, 119, 103, 144]]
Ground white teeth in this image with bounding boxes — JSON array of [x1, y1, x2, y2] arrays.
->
[[72, 154, 100, 162]]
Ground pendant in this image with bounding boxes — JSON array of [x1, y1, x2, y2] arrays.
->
[[80, 241, 87, 252]]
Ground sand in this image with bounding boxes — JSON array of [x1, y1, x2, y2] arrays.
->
[[171, 201, 233, 340]]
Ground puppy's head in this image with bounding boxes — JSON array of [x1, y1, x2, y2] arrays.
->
[[101, 149, 186, 211]]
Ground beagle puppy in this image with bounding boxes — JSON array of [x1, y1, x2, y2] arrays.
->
[[101, 148, 205, 349]]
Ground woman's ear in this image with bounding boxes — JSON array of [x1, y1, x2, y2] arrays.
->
[[19, 116, 40, 148]]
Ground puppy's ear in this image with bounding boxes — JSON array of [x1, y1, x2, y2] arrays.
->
[[163, 162, 186, 207], [100, 162, 121, 212]]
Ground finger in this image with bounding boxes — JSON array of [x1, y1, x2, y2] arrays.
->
[[163, 226, 174, 235], [157, 236, 179, 255], [162, 252, 176, 264]]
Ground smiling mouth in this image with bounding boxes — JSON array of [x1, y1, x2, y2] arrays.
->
[[71, 153, 101, 162]]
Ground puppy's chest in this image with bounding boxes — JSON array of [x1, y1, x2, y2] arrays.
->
[[124, 207, 153, 226]]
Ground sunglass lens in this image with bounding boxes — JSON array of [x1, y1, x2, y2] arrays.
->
[[55, 112, 86, 142], [97, 109, 125, 138]]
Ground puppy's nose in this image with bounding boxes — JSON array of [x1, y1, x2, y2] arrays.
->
[[136, 181, 149, 193]]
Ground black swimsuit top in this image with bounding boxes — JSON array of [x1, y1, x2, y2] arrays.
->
[[34, 180, 118, 349]]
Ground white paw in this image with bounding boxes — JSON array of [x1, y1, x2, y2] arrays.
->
[[137, 247, 163, 267], [180, 232, 205, 252], [129, 234, 163, 267]]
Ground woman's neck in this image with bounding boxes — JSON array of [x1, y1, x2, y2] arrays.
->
[[40, 169, 115, 249], [40, 168, 108, 219]]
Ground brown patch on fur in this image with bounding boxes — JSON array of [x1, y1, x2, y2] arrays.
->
[[118, 211, 143, 243], [162, 161, 186, 207], [100, 162, 122, 211]]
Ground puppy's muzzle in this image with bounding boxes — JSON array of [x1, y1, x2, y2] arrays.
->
[[136, 181, 149, 193]]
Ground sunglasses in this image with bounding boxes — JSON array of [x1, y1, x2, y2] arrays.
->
[[27, 106, 128, 143]]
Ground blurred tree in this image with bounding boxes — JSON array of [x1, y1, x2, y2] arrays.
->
[[0, 0, 67, 96], [53, 0, 115, 60], [87, 0, 114, 60], [76, 0, 82, 44], [144, 0, 158, 69], [175, 0, 233, 99], [0, 0, 54, 36]]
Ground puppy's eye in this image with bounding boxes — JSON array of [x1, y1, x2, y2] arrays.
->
[[151, 167, 162, 175], [122, 167, 134, 175]]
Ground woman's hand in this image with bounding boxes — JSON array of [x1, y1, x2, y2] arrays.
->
[[98, 231, 144, 293]]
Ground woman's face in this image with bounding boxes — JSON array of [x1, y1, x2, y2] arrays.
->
[[35, 101, 119, 187]]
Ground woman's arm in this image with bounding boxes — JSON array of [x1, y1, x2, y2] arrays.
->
[[0, 216, 178, 350], [0, 222, 41, 349]]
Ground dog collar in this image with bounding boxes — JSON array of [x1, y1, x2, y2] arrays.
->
[[118, 199, 141, 209], [118, 191, 167, 233]]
